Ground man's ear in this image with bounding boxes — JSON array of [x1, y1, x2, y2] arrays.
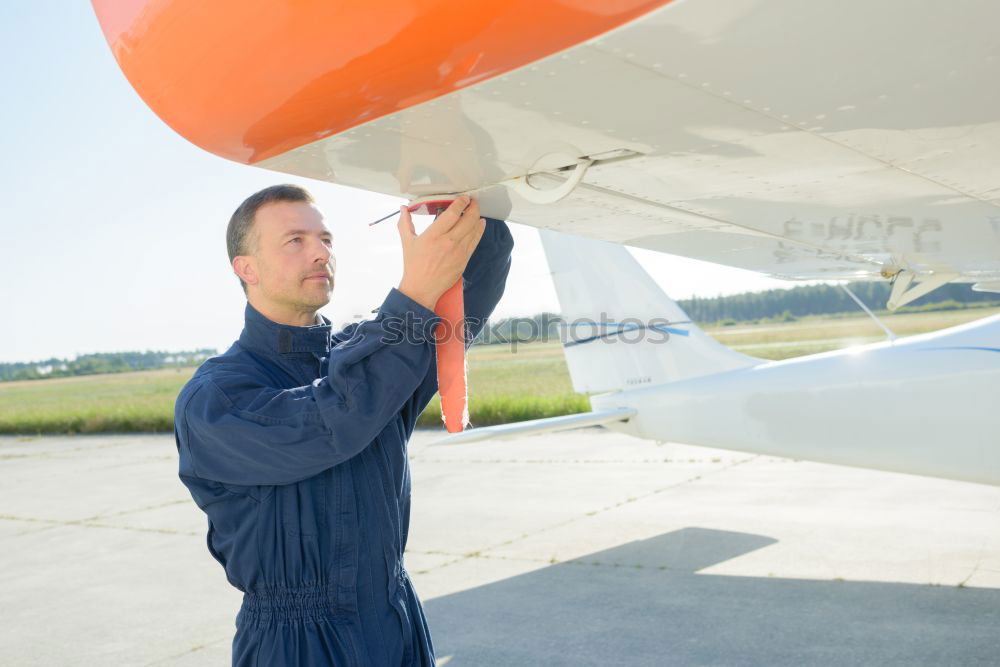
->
[[233, 255, 259, 288]]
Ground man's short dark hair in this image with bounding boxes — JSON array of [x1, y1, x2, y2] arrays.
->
[[227, 184, 315, 294]]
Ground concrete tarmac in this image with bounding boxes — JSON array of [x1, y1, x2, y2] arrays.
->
[[1, 429, 998, 666]]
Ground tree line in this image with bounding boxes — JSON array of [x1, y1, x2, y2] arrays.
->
[[1, 349, 217, 382], [676, 280, 999, 324]]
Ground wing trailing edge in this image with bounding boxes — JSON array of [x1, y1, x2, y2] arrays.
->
[[430, 407, 637, 446]]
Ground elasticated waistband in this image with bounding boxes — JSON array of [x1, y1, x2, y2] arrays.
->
[[237, 583, 343, 626]]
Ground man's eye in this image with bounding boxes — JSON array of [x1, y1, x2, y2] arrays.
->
[[290, 237, 301, 243]]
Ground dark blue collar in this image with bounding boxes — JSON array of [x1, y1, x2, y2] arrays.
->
[[238, 301, 332, 356]]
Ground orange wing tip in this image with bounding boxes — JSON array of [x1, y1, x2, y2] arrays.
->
[[90, 0, 672, 164]]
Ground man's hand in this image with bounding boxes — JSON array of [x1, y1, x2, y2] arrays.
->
[[397, 196, 486, 310]]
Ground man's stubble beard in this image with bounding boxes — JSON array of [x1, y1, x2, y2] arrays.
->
[[262, 276, 333, 313]]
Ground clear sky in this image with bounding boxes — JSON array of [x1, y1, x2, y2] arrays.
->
[[0, 2, 827, 364]]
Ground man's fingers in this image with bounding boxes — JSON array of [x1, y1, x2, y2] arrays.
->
[[443, 199, 481, 242], [397, 206, 416, 242], [460, 218, 487, 255], [425, 196, 471, 236]]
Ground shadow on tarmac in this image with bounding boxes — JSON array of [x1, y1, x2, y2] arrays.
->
[[425, 527, 1000, 666]]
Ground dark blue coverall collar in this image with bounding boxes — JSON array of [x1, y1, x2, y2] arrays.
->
[[238, 300, 333, 356]]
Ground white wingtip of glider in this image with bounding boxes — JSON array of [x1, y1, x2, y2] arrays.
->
[[429, 407, 637, 446]]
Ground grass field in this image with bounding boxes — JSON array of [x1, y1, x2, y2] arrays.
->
[[0, 367, 193, 434], [3, 305, 998, 434]]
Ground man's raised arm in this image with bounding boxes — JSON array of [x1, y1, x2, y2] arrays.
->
[[176, 288, 441, 486], [177, 196, 487, 486]]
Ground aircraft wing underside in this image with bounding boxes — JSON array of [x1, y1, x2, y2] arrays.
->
[[258, 1, 1000, 287], [94, 0, 1000, 287]]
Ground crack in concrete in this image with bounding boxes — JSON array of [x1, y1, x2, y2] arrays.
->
[[406, 548, 679, 574], [0, 513, 199, 537], [958, 539, 991, 588], [0, 439, 139, 458], [2, 498, 191, 536], [81, 456, 175, 471], [82, 498, 190, 522], [142, 636, 230, 666], [409, 457, 736, 464]]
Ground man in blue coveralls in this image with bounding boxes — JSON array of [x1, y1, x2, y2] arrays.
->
[[173, 184, 513, 666]]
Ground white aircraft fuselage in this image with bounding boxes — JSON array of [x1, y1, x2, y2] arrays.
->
[[593, 314, 1000, 486]]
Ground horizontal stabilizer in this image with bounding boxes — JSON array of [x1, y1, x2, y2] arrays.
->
[[430, 407, 637, 446]]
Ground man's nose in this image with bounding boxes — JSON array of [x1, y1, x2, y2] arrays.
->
[[311, 238, 333, 265]]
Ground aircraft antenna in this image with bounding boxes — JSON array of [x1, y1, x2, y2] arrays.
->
[[841, 284, 896, 342]]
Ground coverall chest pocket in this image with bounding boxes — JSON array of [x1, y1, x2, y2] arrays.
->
[[279, 475, 328, 537]]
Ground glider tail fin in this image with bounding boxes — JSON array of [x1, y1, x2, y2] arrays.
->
[[538, 229, 760, 394]]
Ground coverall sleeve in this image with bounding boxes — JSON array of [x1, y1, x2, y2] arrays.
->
[[399, 217, 514, 432], [177, 288, 442, 486]]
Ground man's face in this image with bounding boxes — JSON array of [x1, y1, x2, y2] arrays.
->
[[242, 200, 336, 311]]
